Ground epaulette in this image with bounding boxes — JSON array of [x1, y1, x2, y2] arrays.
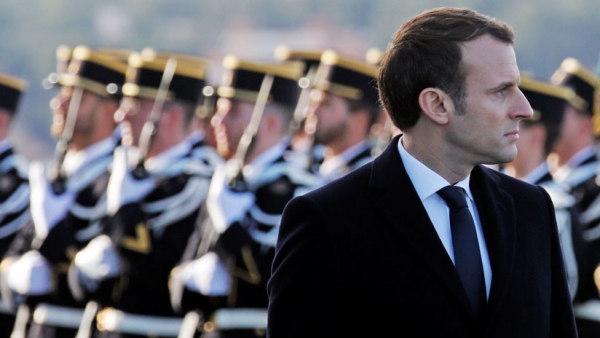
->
[[538, 181, 576, 209], [246, 161, 318, 192], [141, 174, 209, 238], [65, 155, 113, 193], [559, 161, 600, 188]]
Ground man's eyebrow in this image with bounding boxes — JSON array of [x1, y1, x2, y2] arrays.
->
[[488, 81, 516, 92]]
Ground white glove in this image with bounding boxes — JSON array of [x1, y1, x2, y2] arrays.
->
[[206, 164, 255, 233], [178, 252, 230, 296], [73, 235, 122, 292], [107, 146, 155, 215], [29, 161, 76, 239], [7, 250, 55, 296]]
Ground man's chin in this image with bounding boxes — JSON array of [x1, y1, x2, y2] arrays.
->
[[495, 152, 518, 165]]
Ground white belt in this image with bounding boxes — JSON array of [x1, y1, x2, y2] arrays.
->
[[32, 303, 84, 328], [96, 307, 183, 336], [574, 299, 600, 322], [211, 308, 268, 330]]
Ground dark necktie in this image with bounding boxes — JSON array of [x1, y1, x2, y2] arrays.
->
[[438, 185, 486, 319]]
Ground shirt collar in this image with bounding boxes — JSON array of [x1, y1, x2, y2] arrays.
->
[[63, 137, 117, 176], [144, 141, 191, 173], [242, 140, 288, 181], [564, 145, 597, 169], [319, 140, 371, 176], [398, 136, 474, 202], [522, 162, 549, 184], [185, 130, 206, 144]]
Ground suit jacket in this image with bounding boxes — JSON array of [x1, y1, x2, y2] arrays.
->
[[267, 136, 577, 338]]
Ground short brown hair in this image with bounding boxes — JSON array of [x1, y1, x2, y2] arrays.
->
[[378, 7, 514, 131]]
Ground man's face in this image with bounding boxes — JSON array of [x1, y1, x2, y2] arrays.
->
[[215, 98, 254, 156], [445, 34, 532, 166], [118, 96, 154, 146], [49, 86, 104, 138], [311, 91, 350, 145]]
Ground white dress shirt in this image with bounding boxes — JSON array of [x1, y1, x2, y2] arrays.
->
[[398, 136, 492, 298]]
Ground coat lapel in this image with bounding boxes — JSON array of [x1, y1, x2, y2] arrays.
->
[[470, 166, 517, 323], [370, 136, 473, 315]]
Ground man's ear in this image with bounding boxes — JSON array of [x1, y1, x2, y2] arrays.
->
[[418, 88, 455, 125]]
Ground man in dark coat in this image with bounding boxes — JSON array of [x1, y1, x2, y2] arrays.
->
[[267, 7, 578, 338]]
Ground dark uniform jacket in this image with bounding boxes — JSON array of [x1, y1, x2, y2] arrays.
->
[[532, 168, 593, 306], [0, 144, 30, 256], [3, 136, 116, 338], [267, 135, 577, 338], [187, 131, 224, 175], [82, 141, 213, 338], [553, 149, 600, 337], [0, 143, 30, 335], [312, 140, 375, 185]]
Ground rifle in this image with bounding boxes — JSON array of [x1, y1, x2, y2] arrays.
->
[[225, 74, 274, 191], [198, 85, 217, 120], [74, 300, 99, 338], [10, 85, 84, 337], [174, 207, 212, 338], [287, 65, 317, 138], [47, 85, 84, 194], [10, 302, 30, 338], [131, 57, 178, 179]]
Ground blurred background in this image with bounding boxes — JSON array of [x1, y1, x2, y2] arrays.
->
[[2, 0, 599, 160]]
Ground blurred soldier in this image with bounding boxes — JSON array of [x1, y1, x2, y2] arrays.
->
[[169, 56, 319, 338], [548, 57, 600, 337], [0, 72, 30, 335], [70, 49, 214, 338], [308, 50, 380, 184], [550, 58, 599, 221], [273, 45, 323, 157], [503, 74, 592, 306], [2, 45, 128, 338]]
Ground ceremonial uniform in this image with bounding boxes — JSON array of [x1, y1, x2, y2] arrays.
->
[[0, 72, 30, 335], [70, 50, 215, 338], [511, 75, 594, 305], [187, 130, 224, 177], [316, 140, 375, 184], [170, 57, 319, 338], [87, 143, 212, 337], [0, 143, 30, 256], [2, 46, 129, 338], [550, 57, 600, 336]]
